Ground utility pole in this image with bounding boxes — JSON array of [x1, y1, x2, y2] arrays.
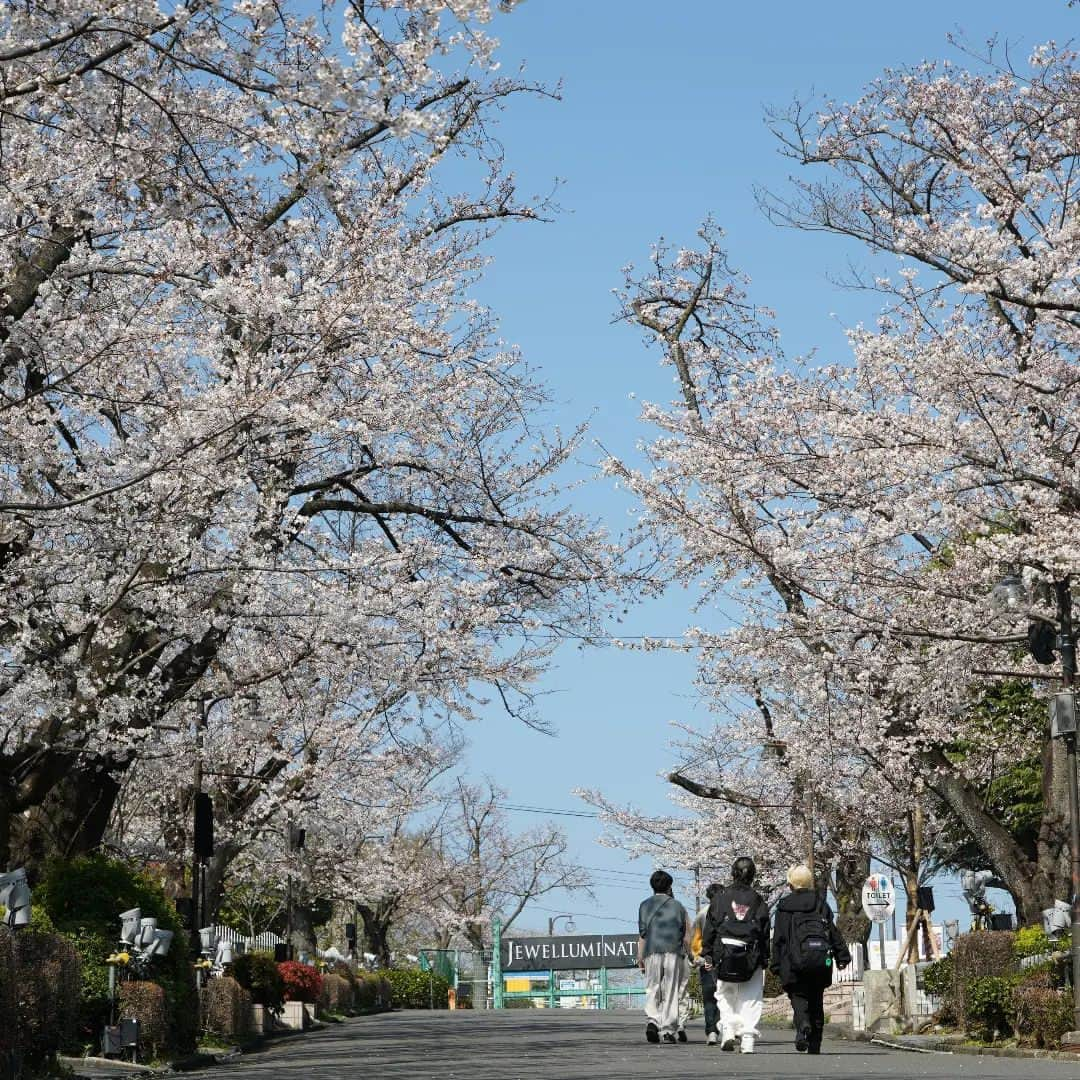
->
[[191, 694, 208, 945], [1055, 580, 1080, 1041]]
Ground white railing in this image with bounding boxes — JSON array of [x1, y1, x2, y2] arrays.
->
[[211, 925, 284, 953], [833, 942, 865, 984]]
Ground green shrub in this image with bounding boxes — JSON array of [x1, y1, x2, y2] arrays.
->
[[231, 951, 284, 1011], [1012, 983, 1073, 1048], [964, 975, 1019, 1041], [921, 955, 957, 1025], [34, 854, 197, 1053], [1013, 926, 1053, 960], [376, 967, 450, 1009], [951, 931, 1016, 1032]]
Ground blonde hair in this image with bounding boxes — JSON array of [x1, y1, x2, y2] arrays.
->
[[787, 864, 814, 890]]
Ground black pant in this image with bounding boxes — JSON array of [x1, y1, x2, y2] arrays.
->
[[787, 979, 826, 1048], [700, 966, 718, 1035]]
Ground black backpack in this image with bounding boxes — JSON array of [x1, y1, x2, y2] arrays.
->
[[788, 904, 832, 976], [711, 892, 762, 983]]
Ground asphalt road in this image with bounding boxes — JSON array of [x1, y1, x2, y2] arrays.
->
[[216, 1011, 1080, 1080]]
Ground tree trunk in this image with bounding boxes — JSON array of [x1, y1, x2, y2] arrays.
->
[[832, 848, 871, 946], [9, 759, 122, 872], [356, 902, 392, 967], [924, 749, 1055, 923]]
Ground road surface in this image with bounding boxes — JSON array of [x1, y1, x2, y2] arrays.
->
[[215, 1011, 1080, 1079]]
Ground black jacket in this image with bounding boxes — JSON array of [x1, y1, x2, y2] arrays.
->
[[770, 888, 851, 988], [701, 885, 771, 975]]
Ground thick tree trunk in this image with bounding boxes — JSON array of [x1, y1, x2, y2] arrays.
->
[[356, 902, 392, 967], [10, 759, 122, 872], [832, 848, 871, 946], [924, 749, 1055, 924]]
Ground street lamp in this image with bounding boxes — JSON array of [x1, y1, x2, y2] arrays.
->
[[995, 572, 1080, 1039], [548, 914, 576, 936]]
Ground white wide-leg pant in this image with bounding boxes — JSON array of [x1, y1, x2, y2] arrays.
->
[[715, 967, 764, 1039], [644, 952, 688, 1036]]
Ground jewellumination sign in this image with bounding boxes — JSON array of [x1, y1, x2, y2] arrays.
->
[[503, 933, 639, 972]]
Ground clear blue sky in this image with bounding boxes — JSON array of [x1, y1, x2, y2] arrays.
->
[[458, 1, 1074, 938]]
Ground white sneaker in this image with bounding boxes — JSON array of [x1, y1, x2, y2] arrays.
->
[[707, 1032, 717, 1046], [740, 1035, 755, 1054]]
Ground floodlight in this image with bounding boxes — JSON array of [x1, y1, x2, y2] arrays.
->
[[404, 953, 418, 963], [137, 917, 158, 948], [142, 929, 173, 958], [199, 927, 219, 955], [0, 870, 31, 929], [363, 952, 377, 963], [991, 574, 1027, 613], [960, 869, 995, 914], [1043, 901, 1070, 938], [215, 939, 234, 967], [942, 919, 960, 945], [322, 946, 343, 962], [119, 907, 142, 945], [565, 920, 577, 934]]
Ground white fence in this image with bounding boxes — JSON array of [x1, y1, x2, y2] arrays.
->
[[211, 925, 284, 953], [833, 942, 866, 984]]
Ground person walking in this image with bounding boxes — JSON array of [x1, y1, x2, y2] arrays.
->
[[689, 882, 722, 1045], [770, 864, 852, 1055], [701, 857, 770, 1054], [637, 869, 691, 1044]]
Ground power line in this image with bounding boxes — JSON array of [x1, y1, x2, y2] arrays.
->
[[496, 803, 600, 819]]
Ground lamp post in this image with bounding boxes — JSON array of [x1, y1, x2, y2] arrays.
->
[[547, 914, 576, 936], [994, 572, 1080, 1037]]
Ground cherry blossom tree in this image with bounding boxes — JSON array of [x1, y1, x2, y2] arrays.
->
[[603, 40, 1080, 927], [0, 0, 618, 868]]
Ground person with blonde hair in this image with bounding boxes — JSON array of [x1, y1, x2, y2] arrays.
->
[[770, 864, 851, 1055]]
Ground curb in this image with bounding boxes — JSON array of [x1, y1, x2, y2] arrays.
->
[[826, 1025, 1080, 1061]]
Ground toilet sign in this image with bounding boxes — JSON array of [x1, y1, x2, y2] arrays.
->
[[861, 873, 896, 923]]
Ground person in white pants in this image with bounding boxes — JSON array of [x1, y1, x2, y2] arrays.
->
[[701, 856, 770, 1054], [637, 869, 691, 1044], [715, 966, 765, 1051]]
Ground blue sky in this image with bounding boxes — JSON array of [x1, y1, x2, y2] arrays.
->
[[457, 1, 1075, 938]]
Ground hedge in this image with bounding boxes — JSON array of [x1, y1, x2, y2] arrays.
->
[[231, 951, 284, 1011], [950, 931, 1016, 1032], [0, 927, 81, 1070], [201, 976, 253, 1038], [34, 854, 198, 1052], [376, 967, 450, 1009], [120, 981, 168, 1058]]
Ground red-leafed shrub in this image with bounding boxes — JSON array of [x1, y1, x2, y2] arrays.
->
[[278, 960, 323, 1003]]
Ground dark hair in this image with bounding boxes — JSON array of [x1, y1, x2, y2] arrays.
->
[[650, 870, 674, 894], [731, 857, 756, 886], [705, 882, 721, 901]]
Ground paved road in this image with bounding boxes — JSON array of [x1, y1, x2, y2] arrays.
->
[[218, 1011, 1080, 1079]]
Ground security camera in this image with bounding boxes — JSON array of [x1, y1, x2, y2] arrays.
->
[[119, 908, 142, 945]]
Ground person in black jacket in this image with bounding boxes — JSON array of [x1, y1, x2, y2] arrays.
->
[[770, 864, 852, 1055], [700, 857, 770, 1054]]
